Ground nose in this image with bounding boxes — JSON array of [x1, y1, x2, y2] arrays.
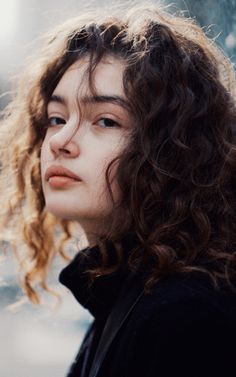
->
[[49, 117, 80, 158]]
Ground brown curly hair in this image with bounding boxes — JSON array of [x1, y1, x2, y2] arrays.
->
[[1, 4, 236, 303]]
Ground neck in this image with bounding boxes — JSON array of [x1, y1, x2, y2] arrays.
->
[[78, 218, 111, 248]]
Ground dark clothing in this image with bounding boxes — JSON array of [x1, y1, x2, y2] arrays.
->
[[59, 244, 236, 377]]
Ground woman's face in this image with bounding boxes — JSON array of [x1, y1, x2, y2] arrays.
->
[[40, 56, 133, 234]]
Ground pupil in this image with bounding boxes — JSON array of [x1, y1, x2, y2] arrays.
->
[[105, 119, 114, 127]]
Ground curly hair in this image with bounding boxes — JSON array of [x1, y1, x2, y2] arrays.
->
[[0, 3, 236, 303]]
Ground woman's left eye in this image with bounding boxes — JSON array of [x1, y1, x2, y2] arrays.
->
[[48, 116, 66, 127], [96, 118, 120, 128]]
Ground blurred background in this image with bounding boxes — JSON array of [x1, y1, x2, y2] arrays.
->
[[0, 0, 235, 376]]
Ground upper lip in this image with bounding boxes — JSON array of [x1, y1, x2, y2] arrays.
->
[[45, 165, 82, 181]]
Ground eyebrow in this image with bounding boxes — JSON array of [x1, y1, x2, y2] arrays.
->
[[48, 94, 131, 112]]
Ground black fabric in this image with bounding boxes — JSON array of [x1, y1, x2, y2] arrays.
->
[[59, 240, 135, 376], [59, 241, 130, 320], [88, 272, 144, 377], [59, 242, 236, 377]]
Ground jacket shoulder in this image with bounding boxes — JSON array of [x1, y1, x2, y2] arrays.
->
[[134, 273, 236, 322], [123, 273, 236, 354], [119, 274, 236, 376], [99, 274, 236, 377]]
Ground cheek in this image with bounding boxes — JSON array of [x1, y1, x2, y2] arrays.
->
[[94, 151, 121, 202], [40, 137, 50, 165], [40, 145, 46, 175], [40, 139, 50, 187]]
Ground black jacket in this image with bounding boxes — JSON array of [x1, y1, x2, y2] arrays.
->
[[59, 244, 236, 377]]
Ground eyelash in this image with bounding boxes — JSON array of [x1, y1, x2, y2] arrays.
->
[[47, 117, 66, 127], [96, 118, 120, 128], [46, 116, 120, 129]]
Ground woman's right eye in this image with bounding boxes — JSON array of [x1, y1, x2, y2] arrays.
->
[[47, 116, 66, 127]]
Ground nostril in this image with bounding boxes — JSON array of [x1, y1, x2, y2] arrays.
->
[[49, 133, 80, 157], [59, 148, 70, 154]]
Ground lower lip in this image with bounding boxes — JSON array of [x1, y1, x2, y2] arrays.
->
[[48, 176, 81, 188]]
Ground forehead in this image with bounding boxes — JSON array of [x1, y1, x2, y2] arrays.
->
[[53, 56, 126, 98]]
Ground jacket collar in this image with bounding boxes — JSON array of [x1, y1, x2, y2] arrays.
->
[[59, 237, 135, 320], [88, 271, 144, 377], [59, 236, 145, 377]]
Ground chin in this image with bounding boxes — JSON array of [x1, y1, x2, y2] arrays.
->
[[44, 194, 113, 222], [44, 204, 92, 222], [44, 202, 76, 220]]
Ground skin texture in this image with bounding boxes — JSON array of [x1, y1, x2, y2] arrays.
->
[[41, 56, 133, 243]]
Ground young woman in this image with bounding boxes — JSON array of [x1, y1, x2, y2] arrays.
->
[[1, 4, 236, 377]]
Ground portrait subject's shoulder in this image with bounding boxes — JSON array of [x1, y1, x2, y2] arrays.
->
[[125, 274, 236, 377], [133, 273, 236, 330], [113, 274, 236, 377]]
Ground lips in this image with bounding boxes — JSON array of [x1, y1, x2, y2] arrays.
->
[[45, 165, 82, 182]]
